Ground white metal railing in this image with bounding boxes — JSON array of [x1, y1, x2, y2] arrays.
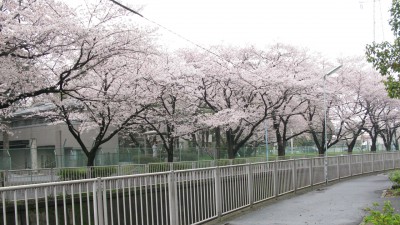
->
[[0, 156, 307, 187], [1, 152, 400, 225]]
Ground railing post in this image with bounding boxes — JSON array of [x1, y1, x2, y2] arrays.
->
[[247, 163, 254, 207], [94, 177, 105, 225], [118, 165, 121, 176], [292, 159, 297, 193], [361, 154, 364, 174], [382, 153, 386, 171], [349, 155, 352, 177], [337, 156, 340, 180], [51, 168, 54, 182], [274, 160, 278, 198], [168, 171, 179, 225], [214, 166, 222, 218], [4, 170, 8, 187], [88, 166, 93, 179], [372, 154, 375, 172], [393, 153, 395, 169], [310, 158, 314, 188]]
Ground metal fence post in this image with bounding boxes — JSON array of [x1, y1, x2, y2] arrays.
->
[[361, 154, 364, 174], [292, 159, 297, 193], [372, 154, 375, 172], [168, 171, 179, 225], [349, 155, 352, 177], [94, 177, 105, 225], [214, 166, 222, 218], [247, 163, 254, 207], [310, 158, 313, 188], [383, 153, 386, 171], [4, 170, 8, 187], [118, 165, 121, 176], [393, 153, 395, 170], [274, 160, 278, 198], [337, 156, 340, 180], [50, 167, 54, 182]]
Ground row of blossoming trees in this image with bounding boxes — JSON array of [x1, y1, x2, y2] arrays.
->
[[2, 0, 400, 165]]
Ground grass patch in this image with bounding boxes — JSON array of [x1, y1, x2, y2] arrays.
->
[[363, 201, 400, 225]]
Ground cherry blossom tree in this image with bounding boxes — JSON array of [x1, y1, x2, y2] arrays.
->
[[182, 44, 316, 158], [35, 0, 158, 166], [135, 52, 201, 162], [302, 62, 350, 155], [336, 58, 374, 153], [0, 0, 87, 110]]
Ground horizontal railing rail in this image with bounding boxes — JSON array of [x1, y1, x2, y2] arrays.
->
[[0, 155, 319, 187], [1, 152, 400, 225]]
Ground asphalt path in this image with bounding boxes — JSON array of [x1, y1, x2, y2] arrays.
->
[[219, 174, 400, 225]]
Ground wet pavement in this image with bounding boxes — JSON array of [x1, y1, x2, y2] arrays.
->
[[218, 174, 400, 225]]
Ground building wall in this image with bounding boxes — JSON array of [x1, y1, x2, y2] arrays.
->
[[0, 122, 118, 169]]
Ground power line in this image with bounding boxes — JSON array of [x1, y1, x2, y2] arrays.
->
[[108, 0, 255, 73]]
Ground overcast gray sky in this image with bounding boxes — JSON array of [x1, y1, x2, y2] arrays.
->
[[128, 0, 393, 58], [67, 0, 394, 58]]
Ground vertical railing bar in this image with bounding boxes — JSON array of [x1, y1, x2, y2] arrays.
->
[[168, 171, 178, 225], [293, 159, 297, 193], [108, 181, 114, 225], [102, 180, 108, 225], [2, 192, 6, 225], [151, 176, 155, 225], [14, 191, 18, 225], [93, 181, 99, 225], [44, 187, 49, 225], [116, 180, 120, 225], [199, 171, 203, 221], [182, 173, 186, 224], [25, 190, 29, 225], [79, 184, 83, 225], [248, 163, 254, 207], [145, 177, 150, 225], [71, 185, 75, 225], [134, 179, 138, 225], [214, 167, 222, 219], [310, 158, 314, 188], [190, 171, 194, 223], [95, 179, 104, 225], [122, 179, 127, 225], [87, 184, 91, 225], [55, 187, 59, 225], [274, 161, 278, 198], [128, 179, 133, 225], [33, 189, 38, 225], [140, 178, 144, 225]]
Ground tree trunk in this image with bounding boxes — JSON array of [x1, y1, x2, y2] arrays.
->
[[166, 138, 174, 162], [347, 138, 357, 153], [86, 152, 96, 167], [277, 139, 286, 156], [318, 147, 324, 155], [226, 129, 235, 159], [385, 143, 391, 151], [370, 138, 377, 152], [215, 127, 221, 159]]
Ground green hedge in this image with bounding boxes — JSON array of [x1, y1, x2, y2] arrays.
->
[[58, 166, 117, 180]]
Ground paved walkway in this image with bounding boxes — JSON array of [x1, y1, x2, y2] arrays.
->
[[219, 174, 400, 225]]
